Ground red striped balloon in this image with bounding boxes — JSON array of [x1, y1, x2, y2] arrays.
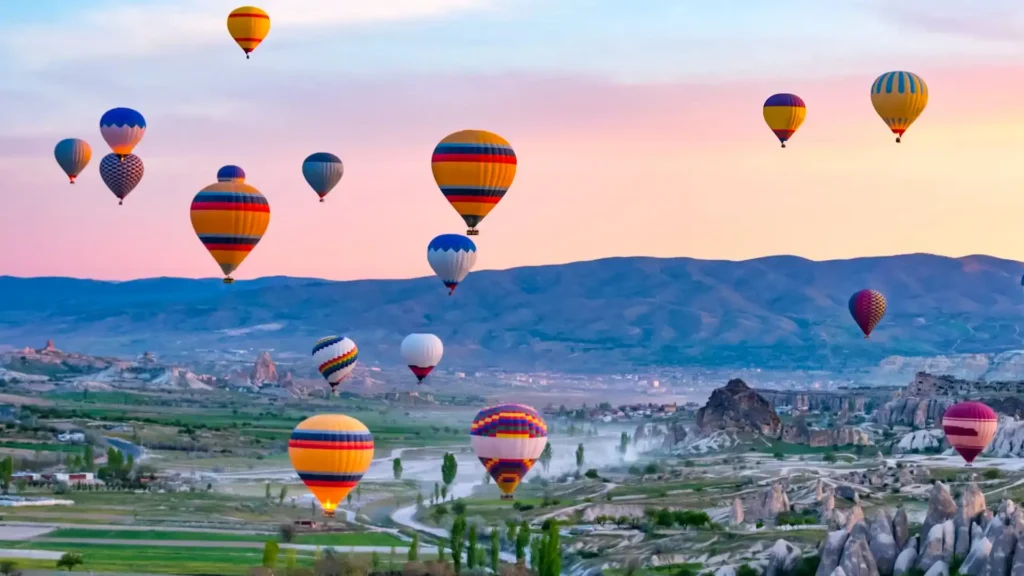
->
[[848, 289, 887, 338], [942, 402, 997, 465]]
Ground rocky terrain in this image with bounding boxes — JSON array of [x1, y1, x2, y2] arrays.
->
[[696, 380, 783, 436]]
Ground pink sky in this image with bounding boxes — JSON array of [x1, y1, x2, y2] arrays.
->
[[3, 62, 1024, 281]]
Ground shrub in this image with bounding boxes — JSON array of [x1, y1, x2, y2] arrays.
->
[[773, 452, 785, 460], [737, 564, 758, 576], [983, 469, 1001, 480], [584, 469, 599, 479]]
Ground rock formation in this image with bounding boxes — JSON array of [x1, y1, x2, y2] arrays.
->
[[782, 416, 873, 447], [250, 351, 278, 385], [730, 498, 744, 526], [695, 379, 782, 437], [749, 481, 791, 522]]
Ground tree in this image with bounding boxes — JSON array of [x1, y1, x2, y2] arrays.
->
[[347, 492, 353, 506], [529, 536, 542, 573], [371, 550, 382, 573], [83, 445, 94, 472], [278, 485, 288, 504], [506, 520, 518, 547], [575, 444, 584, 469], [450, 514, 467, 574], [442, 484, 449, 501], [56, 552, 83, 571], [0, 456, 12, 494], [0, 560, 21, 576], [416, 492, 424, 508], [452, 500, 467, 515], [265, 482, 272, 500], [483, 471, 491, 485], [441, 452, 458, 493], [408, 533, 420, 561], [539, 519, 561, 576], [467, 524, 479, 569], [279, 522, 296, 543], [393, 457, 403, 480], [515, 521, 530, 563], [262, 540, 279, 568], [284, 548, 297, 573], [434, 482, 441, 505], [357, 483, 363, 502], [490, 527, 500, 573], [540, 442, 553, 473], [618, 432, 630, 457]]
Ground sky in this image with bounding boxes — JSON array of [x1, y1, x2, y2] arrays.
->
[[2, 0, 1024, 281]]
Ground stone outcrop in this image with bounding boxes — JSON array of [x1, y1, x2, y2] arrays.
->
[[876, 396, 954, 429], [695, 379, 782, 437], [782, 416, 873, 447], [250, 351, 278, 385], [730, 498, 744, 526], [748, 481, 791, 523]]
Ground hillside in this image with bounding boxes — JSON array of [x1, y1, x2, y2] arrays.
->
[[1, 253, 1023, 373]]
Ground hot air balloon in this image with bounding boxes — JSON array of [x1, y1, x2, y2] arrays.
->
[[848, 289, 887, 338], [428, 234, 477, 295], [871, 71, 928, 143], [431, 130, 516, 236], [288, 414, 373, 517], [227, 6, 270, 59], [401, 334, 444, 384], [312, 336, 358, 394], [471, 403, 547, 500], [762, 94, 806, 148], [99, 108, 146, 160], [942, 402, 997, 466], [189, 175, 270, 284], [54, 138, 92, 184], [302, 153, 344, 202], [99, 153, 144, 205], [217, 165, 246, 183], [1019, 272, 1023, 295]]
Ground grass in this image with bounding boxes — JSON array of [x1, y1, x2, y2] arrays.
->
[[0, 440, 83, 453]]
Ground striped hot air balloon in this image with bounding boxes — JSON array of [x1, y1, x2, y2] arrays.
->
[[302, 152, 344, 202], [227, 6, 270, 59], [942, 402, 997, 465], [431, 130, 516, 236], [762, 93, 806, 148], [427, 234, 477, 295], [471, 403, 547, 500], [99, 153, 144, 205], [189, 176, 270, 284], [401, 333, 443, 384], [848, 289, 887, 338], [871, 71, 928, 143], [54, 138, 92, 184], [312, 336, 358, 394], [288, 414, 373, 517]]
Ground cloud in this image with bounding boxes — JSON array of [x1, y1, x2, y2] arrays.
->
[[1, 0, 504, 67], [871, 0, 1024, 43]]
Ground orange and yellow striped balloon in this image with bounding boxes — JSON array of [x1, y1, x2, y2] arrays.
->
[[227, 6, 270, 59], [431, 130, 517, 236], [189, 178, 270, 284], [288, 414, 374, 516]]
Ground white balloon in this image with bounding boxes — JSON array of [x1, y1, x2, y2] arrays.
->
[[427, 234, 477, 295], [401, 333, 443, 383]]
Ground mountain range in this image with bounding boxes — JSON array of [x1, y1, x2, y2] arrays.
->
[[2, 253, 1023, 373]]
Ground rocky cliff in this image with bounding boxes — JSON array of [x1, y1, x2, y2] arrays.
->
[[757, 389, 891, 415], [250, 351, 278, 385], [695, 379, 782, 437], [781, 416, 872, 447]]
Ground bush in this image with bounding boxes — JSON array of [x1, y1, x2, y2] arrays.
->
[[56, 552, 83, 571], [793, 556, 821, 576], [643, 463, 659, 474], [584, 469, 599, 479], [452, 500, 467, 515], [755, 521, 764, 529], [737, 564, 758, 576], [279, 522, 296, 543], [983, 469, 1001, 480], [776, 511, 818, 527], [823, 452, 838, 464], [773, 452, 785, 460], [0, 560, 21, 576]]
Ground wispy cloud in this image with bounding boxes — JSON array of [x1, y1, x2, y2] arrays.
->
[[2, 0, 505, 67], [871, 0, 1024, 43]]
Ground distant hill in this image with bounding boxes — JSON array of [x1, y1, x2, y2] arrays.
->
[[1, 253, 1023, 373]]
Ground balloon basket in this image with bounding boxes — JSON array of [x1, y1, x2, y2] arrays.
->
[[500, 494, 513, 501], [466, 229, 479, 236], [322, 510, 336, 518], [223, 277, 234, 285]]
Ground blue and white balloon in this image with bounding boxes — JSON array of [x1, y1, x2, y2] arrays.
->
[[302, 152, 344, 202], [99, 108, 146, 159], [427, 234, 477, 295]]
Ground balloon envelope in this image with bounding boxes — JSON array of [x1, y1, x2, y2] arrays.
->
[[942, 402, 997, 464], [401, 334, 444, 383], [431, 130, 516, 235], [54, 138, 92, 183], [288, 414, 373, 516], [471, 403, 547, 498], [217, 165, 246, 183], [848, 289, 887, 338], [227, 6, 271, 58], [312, 336, 358, 392], [762, 93, 806, 148], [99, 108, 146, 157], [189, 180, 270, 283], [302, 152, 344, 201], [99, 153, 144, 204], [870, 71, 928, 143], [427, 234, 477, 295]]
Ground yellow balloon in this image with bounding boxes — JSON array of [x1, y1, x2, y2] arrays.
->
[[870, 71, 928, 143], [288, 414, 374, 517], [227, 6, 270, 59]]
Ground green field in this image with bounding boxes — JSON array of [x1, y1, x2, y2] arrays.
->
[[44, 527, 407, 547], [0, 441, 84, 453]]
